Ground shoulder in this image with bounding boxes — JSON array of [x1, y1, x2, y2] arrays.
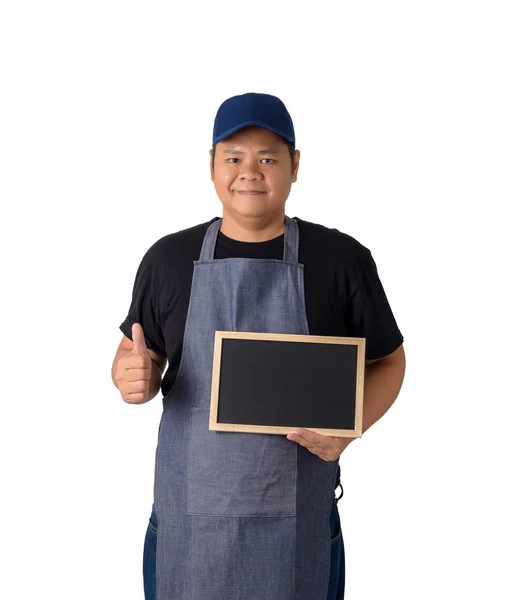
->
[[294, 216, 371, 265], [141, 216, 220, 267]]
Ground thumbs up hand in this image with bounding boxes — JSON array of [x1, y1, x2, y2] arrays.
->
[[116, 322, 153, 404]]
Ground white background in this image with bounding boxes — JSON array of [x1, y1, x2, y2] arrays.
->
[[1, 1, 504, 598]]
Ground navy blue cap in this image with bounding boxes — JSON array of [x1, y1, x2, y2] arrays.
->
[[212, 92, 295, 146]]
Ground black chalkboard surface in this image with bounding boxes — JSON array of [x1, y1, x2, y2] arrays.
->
[[209, 331, 366, 437]]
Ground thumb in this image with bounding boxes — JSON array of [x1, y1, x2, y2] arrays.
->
[[132, 322, 151, 360]]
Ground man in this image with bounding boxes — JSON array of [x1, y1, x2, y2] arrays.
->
[[111, 92, 406, 600]]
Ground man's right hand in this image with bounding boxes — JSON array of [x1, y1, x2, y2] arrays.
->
[[115, 322, 153, 404]]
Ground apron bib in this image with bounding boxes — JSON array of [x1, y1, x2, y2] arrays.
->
[[153, 215, 341, 600]]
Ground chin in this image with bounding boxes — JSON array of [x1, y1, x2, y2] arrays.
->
[[220, 198, 264, 215], [231, 207, 268, 220]]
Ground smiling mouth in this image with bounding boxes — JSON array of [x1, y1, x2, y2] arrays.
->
[[235, 191, 267, 195]]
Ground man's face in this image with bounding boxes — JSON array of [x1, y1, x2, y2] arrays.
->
[[210, 126, 300, 222]]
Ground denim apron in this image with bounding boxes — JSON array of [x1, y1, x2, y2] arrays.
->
[[152, 215, 343, 600]]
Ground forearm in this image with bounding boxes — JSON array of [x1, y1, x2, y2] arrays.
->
[[340, 357, 406, 449], [360, 358, 405, 435]]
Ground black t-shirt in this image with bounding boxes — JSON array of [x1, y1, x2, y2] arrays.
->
[[119, 216, 404, 398]]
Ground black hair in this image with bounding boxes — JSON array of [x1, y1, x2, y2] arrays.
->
[[210, 139, 297, 174]]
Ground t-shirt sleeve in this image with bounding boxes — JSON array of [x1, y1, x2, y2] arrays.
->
[[347, 248, 404, 360], [119, 248, 167, 358]]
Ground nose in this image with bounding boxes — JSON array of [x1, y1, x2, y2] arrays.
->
[[239, 170, 262, 181], [238, 159, 262, 181]]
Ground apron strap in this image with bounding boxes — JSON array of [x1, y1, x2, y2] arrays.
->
[[199, 216, 300, 263], [283, 215, 299, 263]]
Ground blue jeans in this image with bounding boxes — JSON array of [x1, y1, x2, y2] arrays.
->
[[143, 488, 345, 599]]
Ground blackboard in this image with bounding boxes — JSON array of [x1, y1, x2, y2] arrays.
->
[[209, 331, 366, 437]]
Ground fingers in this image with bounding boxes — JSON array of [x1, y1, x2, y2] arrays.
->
[[287, 428, 339, 462], [125, 367, 151, 381], [287, 428, 320, 449]]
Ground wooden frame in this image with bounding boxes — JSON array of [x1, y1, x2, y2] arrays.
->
[[209, 331, 366, 438]]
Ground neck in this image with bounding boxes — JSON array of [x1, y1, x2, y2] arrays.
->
[[219, 211, 286, 242]]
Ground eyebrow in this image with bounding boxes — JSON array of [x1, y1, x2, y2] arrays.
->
[[223, 147, 280, 155]]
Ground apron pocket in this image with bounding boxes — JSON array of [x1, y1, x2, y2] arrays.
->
[[186, 408, 297, 517]]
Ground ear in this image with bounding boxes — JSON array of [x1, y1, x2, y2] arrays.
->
[[291, 149, 300, 183], [209, 149, 214, 182]]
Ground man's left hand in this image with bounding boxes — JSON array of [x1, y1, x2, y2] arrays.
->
[[286, 428, 353, 462]]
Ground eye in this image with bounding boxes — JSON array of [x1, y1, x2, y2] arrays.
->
[[226, 158, 275, 164]]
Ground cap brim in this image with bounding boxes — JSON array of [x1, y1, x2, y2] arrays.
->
[[213, 121, 294, 145]]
